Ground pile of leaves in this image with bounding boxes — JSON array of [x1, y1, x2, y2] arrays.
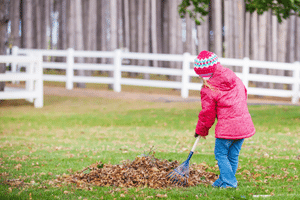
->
[[63, 155, 218, 189]]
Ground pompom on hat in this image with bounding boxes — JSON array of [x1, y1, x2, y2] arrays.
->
[[194, 50, 218, 80]]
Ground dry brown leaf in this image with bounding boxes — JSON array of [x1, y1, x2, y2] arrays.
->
[[151, 167, 159, 172], [156, 194, 167, 198], [120, 194, 125, 197], [14, 164, 22, 170]]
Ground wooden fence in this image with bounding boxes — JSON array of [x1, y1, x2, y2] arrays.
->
[[9, 46, 300, 104], [0, 54, 43, 108]]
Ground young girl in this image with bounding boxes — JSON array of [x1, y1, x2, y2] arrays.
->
[[193, 50, 255, 188]]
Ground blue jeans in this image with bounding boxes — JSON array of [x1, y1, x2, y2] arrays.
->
[[212, 138, 244, 188]]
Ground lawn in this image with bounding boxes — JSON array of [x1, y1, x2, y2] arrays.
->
[[0, 94, 299, 200]]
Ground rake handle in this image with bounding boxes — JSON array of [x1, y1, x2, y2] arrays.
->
[[191, 136, 200, 152], [186, 137, 200, 162]]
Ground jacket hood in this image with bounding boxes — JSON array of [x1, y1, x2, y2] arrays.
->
[[208, 63, 236, 91]]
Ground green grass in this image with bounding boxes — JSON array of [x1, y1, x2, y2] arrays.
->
[[0, 95, 300, 199]]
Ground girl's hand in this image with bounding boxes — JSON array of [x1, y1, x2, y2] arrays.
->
[[194, 133, 206, 139]]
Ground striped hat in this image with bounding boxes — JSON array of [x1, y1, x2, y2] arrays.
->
[[194, 50, 218, 79]]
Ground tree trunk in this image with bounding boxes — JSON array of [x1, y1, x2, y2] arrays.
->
[[272, 15, 278, 62], [74, 0, 85, 88], [156, 0, 163, 67], [137, 0, 144, 66], [169, 0, 176, 72], [151, 0, 158, 68], [74, 0, 84, 48], [233, 1, 238, 60], [212, 0, 222, 57], [191, 20, 197, 56], [85, 0, 97, 76], [224, 0, 231, 58], [9, 0, 20, 48], [101, 0, 109, 64], [117, 0, 122, 48], [67, 0, 75, 49], [197, 13, 209, 53], [96, 0, 102, 57], [258, 12, 267, 62], [185, 11, 192, 54], [257, 12, 267, 87], [129, 0, 137, 76], [129, 1, 137, 52], [244, 11, 250, 58], [88, 0, 97, 53], [237, 0, 244, 60], [162, 0, 169, 60], [287, 16, 295, 63], [0, 0, 9, 93], [249, 11, 258, 88], [266, 10, 272, 61], [230, 1, 235, 59], [49, 0, 54, 53], [266, 10, 274, 88], [82, 0, 89, 51], [250, 13, 258, 58], [285, 16, 295, 90], [21, 0, 33, 48], [269, 13, 278, 89], [124, 0, 130, 52], [58, 0, 67, 52], [34, 0, 42, 49], [296, 15, 300, 61], [143, 0, 150, 79], [277, 20, 288, 61], [276, 19, 288, 89], [226, 0, 234, 69], [41, 0, 50, 50], [109, 0, 117, 89], [175, 0, 183, 81]]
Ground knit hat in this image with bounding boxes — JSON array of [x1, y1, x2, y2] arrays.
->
[[194, 50, 218, 80]]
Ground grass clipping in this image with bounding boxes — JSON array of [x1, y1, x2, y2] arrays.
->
[[63, 154, 218, 189]]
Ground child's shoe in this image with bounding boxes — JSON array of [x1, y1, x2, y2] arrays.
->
[[212, 178, 222, 187]]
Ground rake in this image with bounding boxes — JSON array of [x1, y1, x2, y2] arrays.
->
[[166, 137, 200, 186]]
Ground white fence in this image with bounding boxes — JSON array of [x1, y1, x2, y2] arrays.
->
[[9, 46, 300, 104], [0, 54, 43, 108]]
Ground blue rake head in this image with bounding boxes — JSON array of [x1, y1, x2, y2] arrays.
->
[[166, 151, 194, 186]]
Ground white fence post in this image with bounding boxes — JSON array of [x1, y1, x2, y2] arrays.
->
[[66, 48, 74, 90], [0, 55, 44, 108], [292, 62, 300, 104], [34, 54, 44, 108], [242, 57, 250, 96], [5, 48, 10, 67], [114, 49, 122, 92], [26, 54, 35, 103], [12, 46, 19, 84], [181, 52, 190, 98]]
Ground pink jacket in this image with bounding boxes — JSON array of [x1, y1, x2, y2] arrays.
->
[[195, 63, 255, 139]]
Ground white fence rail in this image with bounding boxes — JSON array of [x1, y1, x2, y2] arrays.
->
[[0, 54, 43, 108], [10, 46, 300, 104]]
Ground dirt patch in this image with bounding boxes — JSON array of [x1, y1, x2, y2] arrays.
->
[[43, 86, 300, 105], [5, 84, 299, 105], [42, 86, 200, 103]]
